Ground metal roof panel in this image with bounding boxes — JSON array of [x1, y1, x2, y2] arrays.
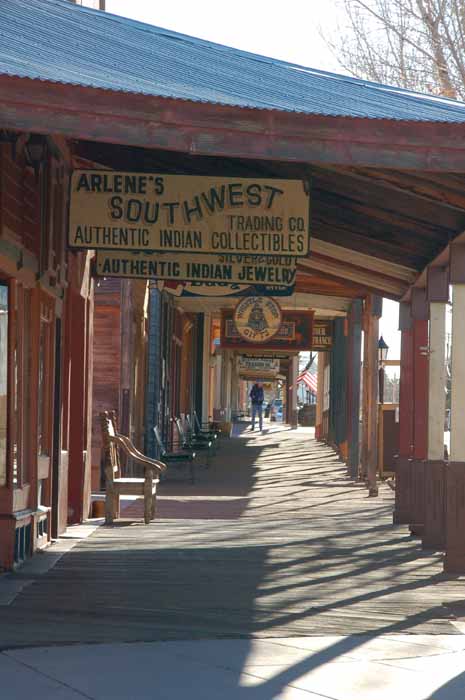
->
[[2, 0, 465, 123]]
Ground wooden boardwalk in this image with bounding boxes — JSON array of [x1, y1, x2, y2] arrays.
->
[[1, 424, 465, 648]]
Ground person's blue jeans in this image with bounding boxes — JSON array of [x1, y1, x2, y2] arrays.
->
[[251, 402, 263, 430]]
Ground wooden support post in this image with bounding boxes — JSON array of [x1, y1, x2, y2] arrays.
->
[[329, 318, 348, 454], [360, 319, 369, 481], [423, 267, 448, 550], [393, 302, 415, 524], [367, 297, 381, 496], [290, 355, 299, 428], [202, 312, 211, 423], [315, 352, 324, 440], [347, 301, 362, 480], [410, 288, 429, 535], [68, 289, 87, 524], [445, 244, 465, 572], [220, 349, 232, 425]]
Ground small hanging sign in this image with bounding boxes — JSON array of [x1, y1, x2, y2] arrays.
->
[[233, 296, 282, 344]]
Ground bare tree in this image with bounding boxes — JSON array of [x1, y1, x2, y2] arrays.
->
[[325, 0, 465, 99]]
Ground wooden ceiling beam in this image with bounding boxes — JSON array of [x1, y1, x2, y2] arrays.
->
[[312, 165, 465, 228], [297, 265, 400, 300], [294, 273, 366, 298], [319, 165, 465, 214], [312, 217, 436, 270], [298, 256, 409, 299], [313, 186, 457, 244], [342, 167, 465, 211], [310, 239, 417, 283]]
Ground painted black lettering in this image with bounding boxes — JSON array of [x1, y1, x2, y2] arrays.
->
[[228, 183, 243, 207], [101, 258, 111, 274], [127, 199, 142, 223], [154, 177, 164, 195], [162, 202, 179, 225], [76, 174, 91, 192], [138, 176, 147, 195], [109, 196, 123, 220], [183, 196, 203, 224], [74, 226, 85, 244], [263, 185, 284, 208], [125, 176, 137, 194], [102, 175, 113, 193], [90, 174, 102, 192], [246, 184, 261, 207], [201, 186, 225, 214], [144, 202, 160, 224]]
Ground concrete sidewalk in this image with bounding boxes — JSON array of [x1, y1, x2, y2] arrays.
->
[[2, 635, 465, 699]]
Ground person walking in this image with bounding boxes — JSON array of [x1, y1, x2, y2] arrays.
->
[[250, 382, 264, 431]]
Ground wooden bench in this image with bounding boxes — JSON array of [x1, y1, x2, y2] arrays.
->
[[173, 416, 212, 468], [153, 425, 197, 483], [100, 411, 167, 524], [187, 413, 219, 453], [193, 411, 222, 439]]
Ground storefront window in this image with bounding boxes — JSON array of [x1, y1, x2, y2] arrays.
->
[[0, 284, 8, 486]]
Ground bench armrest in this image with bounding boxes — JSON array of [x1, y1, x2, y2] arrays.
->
[[110, 434, 167, 474]]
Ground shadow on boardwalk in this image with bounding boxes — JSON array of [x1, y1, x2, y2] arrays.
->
[[1, 426, 464, 666]]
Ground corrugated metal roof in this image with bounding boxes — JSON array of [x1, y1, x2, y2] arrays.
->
[[2, 0, 465, 123]]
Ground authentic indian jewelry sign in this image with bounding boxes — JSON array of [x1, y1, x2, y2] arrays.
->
[[69, 171, 310, 257], [95, 251, 296, 286], [233, 296, 282, 343], [221, 309, 314, 351]]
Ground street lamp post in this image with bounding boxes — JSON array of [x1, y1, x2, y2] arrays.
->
[[378, 336, 389, 404]]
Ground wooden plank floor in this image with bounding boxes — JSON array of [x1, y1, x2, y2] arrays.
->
[[1, 423, 465, 648]]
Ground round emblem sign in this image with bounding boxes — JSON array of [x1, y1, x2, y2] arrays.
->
[[233, 296, 282, 343]]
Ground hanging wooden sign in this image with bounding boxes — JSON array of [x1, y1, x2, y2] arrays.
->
[[95, 250, 296, 286], [312, 320, 334, 350], [69, 171, 310, 257], [233, 296, 282, 343], [238, 357, 280, 373], [221, 309, 314, 351], [158, 281, 295, 297]]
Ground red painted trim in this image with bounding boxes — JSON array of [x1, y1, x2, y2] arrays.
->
[[3, 76, 465, 171]]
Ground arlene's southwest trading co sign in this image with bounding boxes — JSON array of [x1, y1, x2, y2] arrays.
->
[[69, 171, 310, 257]]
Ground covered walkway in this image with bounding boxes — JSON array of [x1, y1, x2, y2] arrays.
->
[[1, 425, 464, 649]]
